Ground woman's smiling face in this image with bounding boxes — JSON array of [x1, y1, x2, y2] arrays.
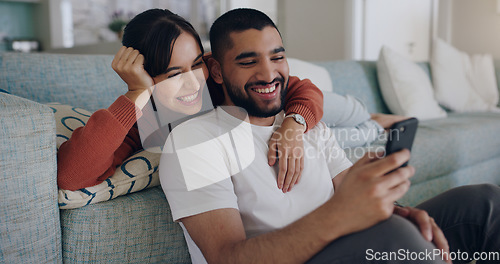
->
[[152, 32, 208, 115]]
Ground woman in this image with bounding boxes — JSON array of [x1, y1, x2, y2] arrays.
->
[[57, 9, 324, 193]]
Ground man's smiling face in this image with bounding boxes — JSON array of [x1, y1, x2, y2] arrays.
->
[[218, 26, 289, 118]]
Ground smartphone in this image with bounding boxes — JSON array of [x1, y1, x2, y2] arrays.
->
[[385, 117, 419, 167]]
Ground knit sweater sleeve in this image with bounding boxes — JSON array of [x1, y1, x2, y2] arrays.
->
[[57, 95, 143, 191], [285, 76, 324, 132]]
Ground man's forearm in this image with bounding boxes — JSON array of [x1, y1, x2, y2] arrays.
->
[[213, 203, 345, 264], [206, 171, 351, 264]]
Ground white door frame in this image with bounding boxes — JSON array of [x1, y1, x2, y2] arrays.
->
[[437, 0, 453, 43]]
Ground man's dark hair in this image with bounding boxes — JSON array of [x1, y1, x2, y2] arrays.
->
[[209, 8, 281, 61], [122, 9, 204, 78]]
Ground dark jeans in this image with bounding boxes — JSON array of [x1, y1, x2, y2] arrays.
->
[[307, 184, 500, 264]]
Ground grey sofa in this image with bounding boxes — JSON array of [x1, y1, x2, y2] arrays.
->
[[1, 52, 500, 263]]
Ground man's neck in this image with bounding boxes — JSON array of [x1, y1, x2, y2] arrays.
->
[[220, 101, 276, 127], [248, 115, 275, 126]]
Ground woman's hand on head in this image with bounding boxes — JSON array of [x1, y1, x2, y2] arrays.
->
[[112, 46, 155, 102], [268, 117, 305, 193]]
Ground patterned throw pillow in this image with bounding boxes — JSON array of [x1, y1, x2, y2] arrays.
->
[[48, 102, 92, 150], [47, 103, 160, 209]]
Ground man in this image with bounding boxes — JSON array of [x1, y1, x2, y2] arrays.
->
[[160, 8, 500, 264]]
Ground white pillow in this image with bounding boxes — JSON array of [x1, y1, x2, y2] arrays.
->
[[287, 57, 333, 93], [431, 38, 500, 112], [377, 46, 447, 120], [48, 103, 160, 209]]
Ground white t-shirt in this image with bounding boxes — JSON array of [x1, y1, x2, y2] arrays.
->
[[160, 107, 352, 263]]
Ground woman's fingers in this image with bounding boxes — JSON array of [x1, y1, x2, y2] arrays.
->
[[267, 137, 278, 167], [277, 148, 288, 191], [112, 46, 127, 70], [282, 156, 295, 193]]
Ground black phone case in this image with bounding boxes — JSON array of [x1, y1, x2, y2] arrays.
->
[[385, 117, 419, 167]]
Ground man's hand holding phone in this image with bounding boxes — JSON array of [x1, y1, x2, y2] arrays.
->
[[385, 117, 419, 167], [328, 149, 414, 236]]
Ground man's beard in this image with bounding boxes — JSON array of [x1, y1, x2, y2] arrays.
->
[[222, 76, 288, 118]]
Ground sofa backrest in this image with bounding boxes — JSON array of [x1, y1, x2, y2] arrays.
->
[[0, 53, 123, 112], [314, 61, 432, 114], [2, 52, 499, 114]]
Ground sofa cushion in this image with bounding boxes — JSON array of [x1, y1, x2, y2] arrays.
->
[[377, 46, 446, 120], [342, 111, 500, 206], [343, 111, 500, 199], [401, 156, 500, 206], [0, 94, 62, 263], [410, 112, 500, 184], [60, 187, 190, 263], [431, 39, 499, 112], [49, 103, 160, 209]]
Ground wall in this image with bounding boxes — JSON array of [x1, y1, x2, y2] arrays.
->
[[0, 1, 36, 52], [8, 0, 499, 60], [362, 0, 434, 61], [277, 0, 347, 61], [0, 0, 348, 58], [450, 0, 500, 59], [46, 40, 121, 54], [278, 0, 500, 61]]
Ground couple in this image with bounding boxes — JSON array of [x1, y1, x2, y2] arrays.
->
[[58, 7, 500, 264], [57, 9, 323, 192]]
